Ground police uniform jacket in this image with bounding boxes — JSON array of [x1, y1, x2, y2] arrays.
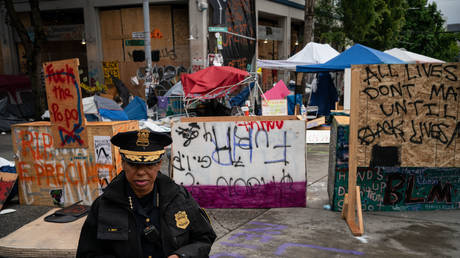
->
[[76, 171, 216, 258]]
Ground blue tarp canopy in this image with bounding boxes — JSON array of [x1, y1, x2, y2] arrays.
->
[[296, 44, 406, 72]]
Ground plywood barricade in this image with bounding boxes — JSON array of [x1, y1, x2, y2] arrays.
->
[[11, 121, 138, 206], [171, 116, 306, 208], [328, 116, 460, 212], [343, 63, 460, 236]]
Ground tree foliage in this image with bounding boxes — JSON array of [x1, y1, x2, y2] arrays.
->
[[314, 0, 459, 61], [365, 0, 406, 50], [4, 0, 47, 120], [340, 0, 406, 50], [340, 0, 377, 45], [399, 0, 460, 62], [314, 0, 348, 51]]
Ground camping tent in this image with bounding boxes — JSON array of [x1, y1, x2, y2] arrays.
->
[[257, 42, 340, 71], [296, 44, 407, 110], [296, 44, 406, 72], [384, 48, 445, 64]]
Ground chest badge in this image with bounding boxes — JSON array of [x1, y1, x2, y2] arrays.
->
[[175, 211, 190, 229]]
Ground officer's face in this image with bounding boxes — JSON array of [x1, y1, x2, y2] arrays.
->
[[123, 160, 162, 198]]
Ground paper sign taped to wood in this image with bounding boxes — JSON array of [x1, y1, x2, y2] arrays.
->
[[94, 136, 112, 164], [171, 119, 306, 208], [353, 63, 460, 167], [43, 58, 88, 148], [262, 99, 288, 116]]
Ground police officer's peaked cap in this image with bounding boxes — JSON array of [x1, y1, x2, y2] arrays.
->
[[111, 129, 172, 165]]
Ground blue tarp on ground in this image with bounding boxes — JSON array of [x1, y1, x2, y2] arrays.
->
[[296, 44, 406, 72], [94, 95, 129, 121], [124, 96, 147, 120]]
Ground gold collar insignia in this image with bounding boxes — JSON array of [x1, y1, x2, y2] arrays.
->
[[136, 129, 150, 147], [175, 211, 190, 229]]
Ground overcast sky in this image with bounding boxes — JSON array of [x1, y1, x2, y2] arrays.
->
[[428, 0, 460, 24]]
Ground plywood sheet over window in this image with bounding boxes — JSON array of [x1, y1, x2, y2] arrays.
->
[[120, 6, 173, 62], [172, 6, 189, 66], [118, 61, 146, 97], [101, 6, 176, 63], [100, 10, 124, 61], [100, 5, 190, 90], [120, 7, 144, 40]]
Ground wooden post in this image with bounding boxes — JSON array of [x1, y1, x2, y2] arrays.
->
[[342, 67, 364, 236]]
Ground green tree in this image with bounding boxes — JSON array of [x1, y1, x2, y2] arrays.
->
[[4, 0, 47, 120], [341, 0, 377, 45], [314, 0, 347, 51], [365, 0, 406, 50], [399, 0, 460, 62], [340, 0, 406, 50]]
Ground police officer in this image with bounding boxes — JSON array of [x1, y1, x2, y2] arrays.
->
[[77, 129, 216, 258]]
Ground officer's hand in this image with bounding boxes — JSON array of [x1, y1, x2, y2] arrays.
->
[[168, 255, 179, 258]]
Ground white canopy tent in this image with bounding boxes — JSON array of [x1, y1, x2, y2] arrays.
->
[[257, 42, 340, 71], [384, 48, 445, 64]]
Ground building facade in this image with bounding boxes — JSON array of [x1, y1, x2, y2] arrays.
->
[[0, 0, 305, 93]]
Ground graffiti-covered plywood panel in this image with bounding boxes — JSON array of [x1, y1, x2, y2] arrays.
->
[[12, 121, 138, 206], [329, 116, 460, 211], [172, 119, 306, 208], [43, 58, 87, 148], [353, 63, 460, 167]]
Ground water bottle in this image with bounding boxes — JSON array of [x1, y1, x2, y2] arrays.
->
[[300, 104, 306, 116]]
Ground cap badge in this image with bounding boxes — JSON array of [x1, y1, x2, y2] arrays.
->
[[175, 211, 190, 229], [136, 129, 150, 147]]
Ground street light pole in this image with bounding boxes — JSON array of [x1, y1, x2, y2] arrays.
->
[[143, 0, 152, 69]]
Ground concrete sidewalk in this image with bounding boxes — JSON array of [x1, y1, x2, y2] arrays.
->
[[1, 206, 459, 257], [207, 208, 460, 257]]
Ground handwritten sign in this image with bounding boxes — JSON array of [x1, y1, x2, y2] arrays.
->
[[171, 119, 306, 208], [43, 58, 88, 148], [262, 99, 288, 116], [330, 117, 460, 211], [12, 120, 138, 206], [102, 61, 120, 85], [353, 63, 460, 167]]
